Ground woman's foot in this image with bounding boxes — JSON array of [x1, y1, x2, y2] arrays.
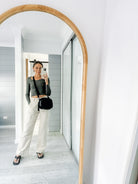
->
[[13, 155, 21, 165], [36, 152, 44, 159]]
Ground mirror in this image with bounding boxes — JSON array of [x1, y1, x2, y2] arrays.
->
[[0, 5, 87, 184]]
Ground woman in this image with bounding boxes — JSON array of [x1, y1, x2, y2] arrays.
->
[[13, 61, 51, 165]]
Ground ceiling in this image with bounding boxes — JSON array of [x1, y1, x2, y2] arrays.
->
[[0, 11, 72, 46]]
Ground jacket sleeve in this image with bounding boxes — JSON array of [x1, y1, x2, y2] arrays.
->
[[25, 77, 31, 104], [45, 78, 51, 96]]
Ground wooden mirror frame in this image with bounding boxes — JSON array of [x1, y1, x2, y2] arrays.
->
[[0, 4, 88, 184]]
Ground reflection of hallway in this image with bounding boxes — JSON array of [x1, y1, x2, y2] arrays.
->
[[0, 128, 78, 184]]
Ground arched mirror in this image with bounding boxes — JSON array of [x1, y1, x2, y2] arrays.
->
[[0, 5, 87, 184]]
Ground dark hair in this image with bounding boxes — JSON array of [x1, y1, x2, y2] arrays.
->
[[33, 61, 43, 68]]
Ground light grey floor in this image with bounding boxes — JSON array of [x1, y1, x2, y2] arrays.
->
[[0, 128, 79, 184]]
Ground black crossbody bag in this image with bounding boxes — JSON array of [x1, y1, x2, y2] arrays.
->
[[33, 76, 53, 111]]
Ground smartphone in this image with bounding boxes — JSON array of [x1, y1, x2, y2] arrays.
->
[[43, 68, 47, 73], [42, 68, 47, 78]]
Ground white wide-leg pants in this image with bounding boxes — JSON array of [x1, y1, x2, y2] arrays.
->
[[16, 96, 49, 156]]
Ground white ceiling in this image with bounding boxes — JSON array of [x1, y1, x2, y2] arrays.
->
[[0, 11, 73, 46]]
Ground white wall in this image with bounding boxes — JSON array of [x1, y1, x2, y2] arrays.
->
[[23, 39, 61, 54], [94, 0, 138, 184], [14, 28, 23, 143]]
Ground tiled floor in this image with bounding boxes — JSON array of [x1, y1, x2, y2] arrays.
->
[[0, 128, 79, 184]]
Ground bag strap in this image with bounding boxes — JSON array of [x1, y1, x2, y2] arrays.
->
[[33, 76, 40, 98]]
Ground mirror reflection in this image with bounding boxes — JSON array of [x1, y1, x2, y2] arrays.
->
[[0, 11, 83, 184]]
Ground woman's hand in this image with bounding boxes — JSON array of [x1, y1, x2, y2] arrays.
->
[[43, 73, 48, 85]]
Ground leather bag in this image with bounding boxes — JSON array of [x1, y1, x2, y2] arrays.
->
[[33, 76, 53, 111]]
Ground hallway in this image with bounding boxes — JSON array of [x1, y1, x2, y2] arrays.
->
[[0, 128, 78, 184]]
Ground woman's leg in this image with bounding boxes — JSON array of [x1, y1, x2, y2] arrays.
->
[[15, 98, 39, 156], [36, 109, 49, 153]]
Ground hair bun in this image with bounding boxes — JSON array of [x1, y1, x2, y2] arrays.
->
[[33, 60, 43, 68]]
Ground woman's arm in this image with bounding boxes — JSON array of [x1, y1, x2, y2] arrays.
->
[[45, 78, 51, 96], [25, 77, 31, 104]]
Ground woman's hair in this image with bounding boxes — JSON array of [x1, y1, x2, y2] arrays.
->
[[33, 61, 43, 68]]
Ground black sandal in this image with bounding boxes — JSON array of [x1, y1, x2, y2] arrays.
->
[[36, 152, 44, 159], [13, 155, 21, 165]]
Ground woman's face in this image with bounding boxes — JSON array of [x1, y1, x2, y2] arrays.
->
[[33, 63, 43, 74]]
